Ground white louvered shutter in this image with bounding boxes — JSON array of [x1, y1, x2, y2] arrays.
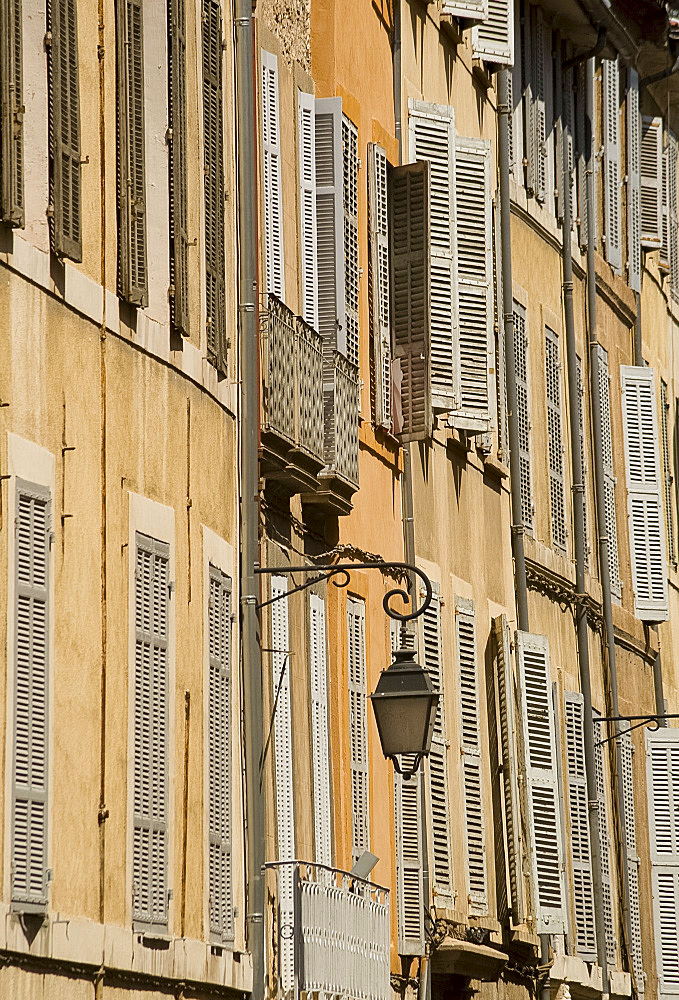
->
[[545, 326, 567, 551], [343, 116, 360, 370], [452, 137, 494, 431], [442, 0, 487, 20], [262, 51, 285, 301], [515, 632, 566, 934], [641, 116, 663, 248], [368, 143, 391, 429], [527, 8, 546, 204], [647, 729, 679, 997], [423, 588, 453, 905], [48, 0, 82, 261], [514, 302, 534, 532], [621, 725, 644, 992], [668, 133, 679, 301], [133, 534, 170, 931], [390, 160, 432, 441], [596, 346, 622, 598], [347, 597, 369, 862], [627, 70, 641, 292], [576, 356, 590, 568], [621, 366, 669, 621], [457, 600, 486, 912], [409, 100, 458, 412], [603, 59, 622, 273], [203, 0, 227, 373], [564, 693, 596, 961], [661, 380, 676, 564], [309, 594, 332, 868], [11, 483, 50, 912], [298, 89, 318, 331], [315, 97, 346, 359], [472, 0, 513, 66], [0, 0, 24, 225], [593, 711, 617, 967], [208, 567, 233, 942]]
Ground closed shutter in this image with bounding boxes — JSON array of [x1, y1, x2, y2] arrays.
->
[[133, 534, 170, 931], [261, 50, 285, 301], [298, 89, 318, 331], [596, 346, 622, 598], [169, 0, 189, 334], [527, 7, 546, 204], [514, 302, 534, 532], [647, 729, 679, 998], [564, 693, 596, 961], [515, 631, 566, 934], [576, 356, 590, 568], [117, 0, 148, 306], [11, 482, 50, 911], [640, 116, 663, 248], [208, 567, 233, 942], [47, 0, 81, 261], [368, 143, 391, 430], [452, 136, 493, 431], [315, 97, 346, 359], [457, 599, 486, 912], [603, 58, 622, 273], [621, 365, 669, 621], [593, 710, 617, 967], [472, 0, 513, 66], [545, 326, 567, 551], [342, 116, 359, 370], [389, 160, 431, 441], [668, 134, 679, 302], [203, 0, 226, 372], [621, 725, 644, 992], [627, 70, 641, 292], [0, 0, 24, 225], [409, 100, 458, 412], [347, 597, 369, 862], [661, 380, 676, 565], [309, 594, 332, 868]]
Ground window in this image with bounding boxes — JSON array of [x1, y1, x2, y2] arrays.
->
[[596, 346, 622, 598], [204, 1, 227, 371], [347, 596, 368, 863], [0, 0, 24, 225], [514, 303, 533, 532], [47, 0, 81, 261], [309, 594, 332, 867], [545, 326, 567, 551], [262, 50, 285, 301]]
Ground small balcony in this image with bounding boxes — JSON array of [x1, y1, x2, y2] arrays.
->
[[264, 861, 390, 1000]]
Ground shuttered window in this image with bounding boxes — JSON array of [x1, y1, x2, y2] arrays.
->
[[298, 89, 317, 330], [596, 346, 622, 598], [527, 8, 546, 205], [315, 97, 346, 359], [208, 567, 233, 942], [576, 356, 590, 568], [472, 0, 513, 66], [515, 631, 566, 934], [347, 597, 369, 862], [133, 534, 170, 931], [641, 116, 663, 248], [203, 0, 226, 371], [117, 0, 148, 306], [627, 70, 641, 292], [647, 729, 679, 997], [514, 302, 533, 532], [621, 725, 644, 992], [603, 58, 622, 273], [368, 143, 391, 430], [169, 0, 189, 334], [0, 0, 24, 225], [593, 710, 617, 967], [47, 0, 81, 261], [621, 365, 669, 621], [11, 482, 50, 912], [262, 50, 285, 301], [545, 326, 567, 551], [564, 693, 596, 961], [667, 134, 679, 302], [343, 115, 359, 371], [661, 380, 676, 565], [309, 594, 332, 868], [457, 599, 486, 912]]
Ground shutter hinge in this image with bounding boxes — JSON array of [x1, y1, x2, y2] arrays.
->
[[43, 31, 52, 48], [168, 581, 176, 595], [46, 204, 55, 220]]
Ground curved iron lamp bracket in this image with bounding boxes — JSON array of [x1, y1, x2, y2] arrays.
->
[[593, 712, 679, 746], [255, 561, 432, 623]]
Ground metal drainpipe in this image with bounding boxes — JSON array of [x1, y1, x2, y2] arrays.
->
[[235, 2, 264, 999]]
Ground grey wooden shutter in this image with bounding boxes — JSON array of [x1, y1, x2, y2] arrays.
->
[[557, 66, 575, 228], [545, 326, 567, 551], [514, 301, 534, 532], [621, 725, 644, 992], [647, 729, 679, 997], [298, 89, 318, 330], [527, 8, 546, 204], [593, 710, 617, 967], [389, 160, 432, 441], [11, 482, 50, 912], [452, 136, 494, 431], [347, 596, 369, 862], [208, 567, 233, 942], [309, 594, 332, 868], [315, 97, 346, 358], [457, 599, 487, 912], [576, 356, 590, 568], [409, 100, 458, 412], [203, 0, 226, 372], [627, 70, 641, 292], [564, 693, 596, 961], [0, 0, 24, 225], [342, 115, 359, 370], [395, 765, 425, 954], [472, 0, 513, 66], [661, 380, 676, 565], [596, 345, 622, 598], [169, 0, 189, 334], [641, 115, 663, 248], [368, 143, 391, 431], [133, 533, 170, 931], [515, 631, 566, 934], [668, 133, 679, 302], [262, 50, 285, 301], [117, 0, 148, 306], [603, 58, 622, 273], [47, 0, 81, 261], [575, 61, 596, 248]]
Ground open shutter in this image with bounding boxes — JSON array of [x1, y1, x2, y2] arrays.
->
[[208, 567, 233, 942], [660, 380, 676, 565], [457, 599, 486, 912], [47, 0, 81, 260], [621, 726, 644, 992], [368, 143, 391, 430], [395, 766, 425, 954], [515, 631, 566, 934], [527, 8, 546, 204], [409, 100, 457, 412], [442, 0, 487, 21], [342, 116, 360, 370], [593, 711, 617, 966], [647, 729, 679, 998], [472, 0, 513, 66], [514, 301, 534, 532], [309, 594, 332, 868], [11, 483, 50, 912], [261, 50, 285, 301], [315, 97, 346, 359], [0, 0, 24, 225], [576, 356, 590, 567], [564, 693, 596, 961], [627, 70, 641, 292], [390, 160, 431, 441], [621, 365, 669, 621], [641, 116, 663, 248], [347, 597, 369, 862], [596, 346, 622, 598], [556, 66, 575, 228], [545, 326, 567, 551], [117, 0, 148, 306], [298, 89, 318, 331], [451, 136, 493, 431], [169, 0, 189, 334], [603, 58, 622, 273], [668, 134, 679, 301], [203, 0, 226, 372], [575, 61, 596, 248]]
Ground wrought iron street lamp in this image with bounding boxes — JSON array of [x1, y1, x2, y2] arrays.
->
[[370, 647, 438, 778]]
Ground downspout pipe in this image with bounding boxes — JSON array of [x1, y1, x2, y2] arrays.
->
[[235, 2, 264, 999]]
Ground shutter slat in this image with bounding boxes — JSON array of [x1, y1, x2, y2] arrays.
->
[[48, 0, 82, 260], [262, 51, 285, 302], [0, 0, 24, 225], [368, 143, 392, 431], [347, 597, 369, 863], [203, 0, 227, 372], [298, 89, 318, 331], [169, 0, 189, 333], [309, 594, 332, 868], [603, 58, 622, 273], [640, 115, 663, 248]]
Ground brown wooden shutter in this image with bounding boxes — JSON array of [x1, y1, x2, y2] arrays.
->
[[47, 0, 82, 260], [169, 0, 189, 334], [0, 0, 25, 226], [202, 0, 226, 373]]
